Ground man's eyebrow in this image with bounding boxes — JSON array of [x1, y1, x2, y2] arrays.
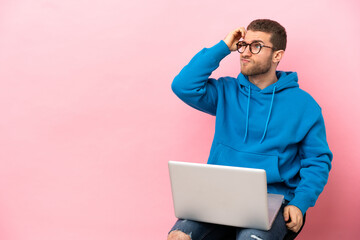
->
[[251, 40, 265, 43], [241, 40, 265, 44]]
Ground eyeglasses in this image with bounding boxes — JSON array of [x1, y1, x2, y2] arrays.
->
[[236, 41, 274, 54]]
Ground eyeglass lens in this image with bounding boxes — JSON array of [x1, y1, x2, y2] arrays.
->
[[238, 42, 263, 54]]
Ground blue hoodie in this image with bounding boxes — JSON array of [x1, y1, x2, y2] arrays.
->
[[171, 40, 332, 214]]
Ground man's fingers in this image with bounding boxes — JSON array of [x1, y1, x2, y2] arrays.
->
[[286, 215, 303, 233], [283, 206, 290, 222], [233, 27, 246, 40], [285, 215, 296, 229], [224, 27, 246, 51], [286, 220, 296, 229], [295, 216, 303, 232], [240, 27, 246, 39], [284, 205, 303, 233], [286, 221, 299, 233]]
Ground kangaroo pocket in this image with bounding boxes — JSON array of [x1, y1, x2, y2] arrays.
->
[[208, 143, 283, 184]]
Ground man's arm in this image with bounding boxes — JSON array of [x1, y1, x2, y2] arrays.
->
[[285, 109, 333, 232], [171, 28, 246, 115]]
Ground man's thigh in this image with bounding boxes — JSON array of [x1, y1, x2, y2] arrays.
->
[[236, 204, 288, 240], [169, 219, 236, 240]]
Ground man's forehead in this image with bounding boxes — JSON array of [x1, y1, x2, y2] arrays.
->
[[244, 30, 271, 43]]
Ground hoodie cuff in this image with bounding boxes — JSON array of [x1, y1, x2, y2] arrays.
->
[[288, 193, 314, 215], [209, 40, 231, 62]]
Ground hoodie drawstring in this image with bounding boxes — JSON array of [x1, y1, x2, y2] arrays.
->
[[260, 86, 276, 143], [243, 86, 251, 142]]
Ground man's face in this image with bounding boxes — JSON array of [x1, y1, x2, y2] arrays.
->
[[240, 30, 274, 76]]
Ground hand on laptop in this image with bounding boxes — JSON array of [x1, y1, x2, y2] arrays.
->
[[283, 205, 303, 232]]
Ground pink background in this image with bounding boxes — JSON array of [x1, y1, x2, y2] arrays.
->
[[0, 0, 359, 239]]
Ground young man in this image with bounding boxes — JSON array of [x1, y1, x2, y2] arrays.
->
[[169, 19, 332, 240]]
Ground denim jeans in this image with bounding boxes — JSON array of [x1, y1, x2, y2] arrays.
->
[[169, 202, 305, 240]]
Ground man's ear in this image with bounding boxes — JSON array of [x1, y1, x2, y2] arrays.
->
[[273, 50, 285, 64]]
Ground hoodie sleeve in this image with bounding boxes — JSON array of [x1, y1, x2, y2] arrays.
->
[[171, 40, 231, 115], [289, 109, 333, 214]]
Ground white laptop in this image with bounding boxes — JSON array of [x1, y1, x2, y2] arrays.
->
[[168, 161, 284, 230]]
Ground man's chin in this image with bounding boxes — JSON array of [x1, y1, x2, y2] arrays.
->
[[241, 67, 271, 77], [240, 64, 256, 76], [241, 69, 251, 76]]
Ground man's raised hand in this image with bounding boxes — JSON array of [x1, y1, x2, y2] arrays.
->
[[224, 27, 246, 51]]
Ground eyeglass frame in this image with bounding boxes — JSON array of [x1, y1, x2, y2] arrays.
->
[[236, 41, 275, 54]]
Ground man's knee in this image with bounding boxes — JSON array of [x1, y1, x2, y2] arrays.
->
[[237, 229, 270, 240], [168, 230, 191, 240]]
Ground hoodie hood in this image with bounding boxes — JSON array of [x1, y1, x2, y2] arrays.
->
[[236, 71, 299, 143], [237, 71, 299, 93]]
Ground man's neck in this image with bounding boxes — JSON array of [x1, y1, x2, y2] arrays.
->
[[248, 71, 278, 90]]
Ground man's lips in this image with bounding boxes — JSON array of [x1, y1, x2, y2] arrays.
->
[[241, 58, 251, 63]]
